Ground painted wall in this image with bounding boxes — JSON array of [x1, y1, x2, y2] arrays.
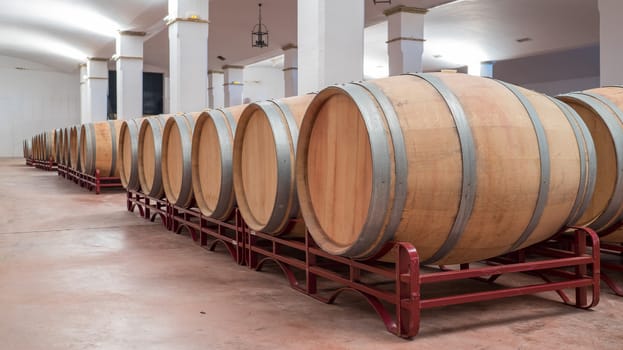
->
[[493, 45, 600, 96], [0, 55, 80, 157], [242, 66, 284, 103]]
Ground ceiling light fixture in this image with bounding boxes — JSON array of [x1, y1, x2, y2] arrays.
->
[[372, 0, 392, 4], [251, 3, 269, 48]]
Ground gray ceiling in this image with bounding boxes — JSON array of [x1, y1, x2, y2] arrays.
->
[[0, 0, 599, 74]]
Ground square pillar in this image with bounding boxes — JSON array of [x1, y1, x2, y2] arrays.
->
[[223, 65, 244, 107], [168, 0, 209, 113], [297, 0, 364, 94], [163, 76, 170, 114], [114, 30, 145, 120], [385, 6, 427, 76], [282, 44, 298, 97], [208, 70, 225, 108], [79, 64, 87, 122], [85, 57, 109, 123]]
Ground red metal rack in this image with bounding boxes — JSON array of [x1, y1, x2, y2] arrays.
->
[[599, 241, 623, 296], [57, 163, 123, 194], [573, 222, 623, 297], [128, 191, 600, 339], [244, 226, 599, 339], [126, 189, 170, 229], [28, 158, 57, 171], [169, 206, 246, 265]]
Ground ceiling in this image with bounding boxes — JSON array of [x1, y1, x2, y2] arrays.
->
[[0, 0, 599, 75]]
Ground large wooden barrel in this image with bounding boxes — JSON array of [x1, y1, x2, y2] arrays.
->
[[191, 105, 247, 219], [62, 127, 70, 166], [79, 120, 123, 176], [138, 115, 170, 198], [119, 118, 145, 190], [296, 73, 595, 265], [55, 129, 63, 164], [54, 128, 62, 164], [233, 94, 315, 234], [558, 86, 623, 242], [43, 130, 55, 161], [32, 135, 38, 160], [50, 130, 56, 161], [31, 136, 37, 159], [162, 113, 199, 208], [69, 125, 82, 171], [23, 139, 32, 159], [36, 134, 42, 160]]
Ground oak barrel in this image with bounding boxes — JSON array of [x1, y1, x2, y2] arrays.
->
[[119, 118, 145, 190], [23, 139, 32, 159], [558, 87, 623, 242], [233, 94, 315, 234], [55, 128, 62, 164], [33, 135, 39, 160], [79, 120, 123, 176], [191, 105, 247, 219], [62, 127, 70, 166], [43, 130, 55, 161], [296, 73, 595, 265], [162, 113, 199, 208], [31, 136, 37, 160], [60, 127, 68, 165], [138, 115, 170, 198], [69, 125, 82, 171]]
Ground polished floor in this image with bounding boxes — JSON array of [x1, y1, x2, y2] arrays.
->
[[1, 158, 622, 349]]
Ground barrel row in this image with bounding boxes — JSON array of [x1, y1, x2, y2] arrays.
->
[[24, 73, 623, 266], [116, 74, 623, 265], [27, 130, 58, 161]]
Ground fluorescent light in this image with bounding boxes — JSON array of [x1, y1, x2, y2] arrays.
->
[[0, 27, 87, 62], [2, 1, 120, 38]]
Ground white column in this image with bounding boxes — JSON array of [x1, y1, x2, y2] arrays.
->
[[223, 65, 244, 107], [208, 70, 225, 108], [282, 44, 298, 97], [85, 58, 109, 123], [385, 6, 426, 76], [114, 31, 145, 120], [163, 76, 170, 114], [599, 0, 623, 85], [297, 0, 364, 94], [79, 64, 87, 122], [167, 0, 209, 113]]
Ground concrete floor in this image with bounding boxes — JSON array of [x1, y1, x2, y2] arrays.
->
[[1, 157, 623, 349]]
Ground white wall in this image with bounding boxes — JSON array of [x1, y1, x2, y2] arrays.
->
[[0, 55, 80, 157], [242, 66, 284, 103]]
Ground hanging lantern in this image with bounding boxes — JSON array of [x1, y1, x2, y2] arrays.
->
[[251, 3, 269, 48]]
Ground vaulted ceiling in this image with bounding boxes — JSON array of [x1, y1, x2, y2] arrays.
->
[[0, 0, 599, 75]]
